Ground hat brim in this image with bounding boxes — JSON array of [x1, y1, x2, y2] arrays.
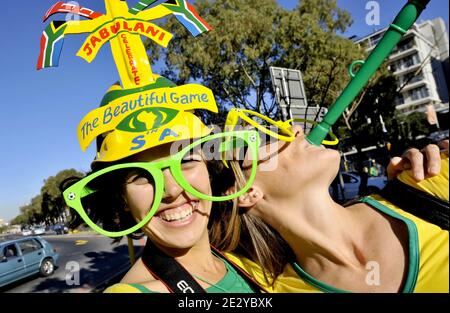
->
[[92, 111, 212, 165]]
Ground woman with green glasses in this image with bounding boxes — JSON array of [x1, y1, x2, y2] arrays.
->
[[62, 105, 271, 293], [214, 111, 448, 293]]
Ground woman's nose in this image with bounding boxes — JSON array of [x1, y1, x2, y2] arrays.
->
[[290, 125, 304, 138], [162, 168, 183, 200]]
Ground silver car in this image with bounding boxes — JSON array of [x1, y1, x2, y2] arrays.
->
[[32, 226, 46, 236], [21, 228, 32, 236]]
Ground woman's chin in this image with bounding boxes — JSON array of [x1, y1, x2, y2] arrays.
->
[[315, 149, 341, 187]]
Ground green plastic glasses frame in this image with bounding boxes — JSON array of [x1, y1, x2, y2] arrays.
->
[[225, 108, 339, 146], [63, 130, 261, 237]]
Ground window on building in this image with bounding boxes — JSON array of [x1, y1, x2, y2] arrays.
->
[[390, 60, 400, 72], [370, 33, 384, 46], [411, 72, 424, 83], [393, 38, 414, 54], [395, 53, 420, 70], [393, 94, 404, 106], [390, 53, 420, 72], [400, 71, 423, 85], [401, 73, 414, 85], [409, 86, 429, 101]]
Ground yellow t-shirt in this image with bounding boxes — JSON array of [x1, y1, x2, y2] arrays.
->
[[104, 283, 147, 293], [396, 153, 449, 201], [226, 157, 449, 293], [103, 254, 257, 293]]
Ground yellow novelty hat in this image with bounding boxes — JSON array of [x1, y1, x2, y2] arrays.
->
[[37, 0, 217, 165], [77, 77, 218, 165], [94, 109, 213, 163]]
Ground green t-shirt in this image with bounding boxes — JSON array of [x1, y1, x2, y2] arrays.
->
[[104, 256, 255, 293]]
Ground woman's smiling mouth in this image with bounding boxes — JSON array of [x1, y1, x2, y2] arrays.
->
[[156, 200, 199, 224]]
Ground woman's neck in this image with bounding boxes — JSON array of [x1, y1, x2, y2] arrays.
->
[[262, 188, 370, 272], [154, 231, 225, 279]]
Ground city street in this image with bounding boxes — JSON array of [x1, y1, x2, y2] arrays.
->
[[1, 234, 145, 293]]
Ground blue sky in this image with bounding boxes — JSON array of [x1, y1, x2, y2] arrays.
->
[[0, 0, 448, 222]]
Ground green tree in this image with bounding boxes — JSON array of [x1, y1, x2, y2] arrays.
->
[[16, 195, 43, 226], [390, 111, 431, 152], [146, 0, 364, 122], [278, 0, 360, 108], [337, 70, 398, 146], [11, 169, 84, 226], [403, 111, 430, 139], [40, 169, 84, 225], [10, 214, 28, 226], [334, 70, 399, 179]]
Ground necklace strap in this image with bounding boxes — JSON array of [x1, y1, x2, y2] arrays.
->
[[141, 240, 206, 293]]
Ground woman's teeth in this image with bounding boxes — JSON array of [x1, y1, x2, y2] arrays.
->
[[159, 203, 196, 222]]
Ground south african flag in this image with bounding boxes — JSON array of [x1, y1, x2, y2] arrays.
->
[[36, 21, 67, 70], [129, 0, 212, 37]]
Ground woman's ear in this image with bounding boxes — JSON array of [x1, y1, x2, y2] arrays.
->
[[237, 187, 263, 208], [225, 185, 237, 197]]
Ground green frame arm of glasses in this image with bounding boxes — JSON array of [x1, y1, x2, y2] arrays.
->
[[63, 130, 261, 237], [225, 108, 339, 146]]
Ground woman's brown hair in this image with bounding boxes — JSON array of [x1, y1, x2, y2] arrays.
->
[[208, 161, 293, 286]]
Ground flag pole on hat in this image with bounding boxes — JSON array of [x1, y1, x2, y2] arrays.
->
[[37, 0, 212, 89]]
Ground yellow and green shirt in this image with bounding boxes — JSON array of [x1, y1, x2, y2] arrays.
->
[[226, 157, 449, 293], [103, 255, 255, 293]]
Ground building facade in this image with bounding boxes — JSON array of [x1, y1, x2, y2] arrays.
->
[[355, 18, 449, 116]]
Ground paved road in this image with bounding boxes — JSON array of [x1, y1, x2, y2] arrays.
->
[[1, 234, 145, 293]]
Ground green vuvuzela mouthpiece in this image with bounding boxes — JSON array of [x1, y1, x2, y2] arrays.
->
[[307, 0, 430, 146]]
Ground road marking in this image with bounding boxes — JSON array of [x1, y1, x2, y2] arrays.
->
[[75, 240, 88, 246]]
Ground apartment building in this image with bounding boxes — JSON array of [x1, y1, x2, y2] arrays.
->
[[355, 18, 449, 115]]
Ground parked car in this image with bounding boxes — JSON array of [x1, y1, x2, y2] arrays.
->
[[31, 226, 46, 236], [329, 172, 388, 202], [0, 236, 59, 288], [21, 228, 32, 236], [428, 129, 449, 143], [45, 225, 56, 235], [52, 224, 68, 235]]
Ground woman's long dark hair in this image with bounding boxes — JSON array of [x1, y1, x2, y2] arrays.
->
[[59, 166, 144, 241], [208, 161, 294, 286]]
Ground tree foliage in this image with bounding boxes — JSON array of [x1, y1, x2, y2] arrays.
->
[[11, 169, 84, 226], [146, 0, 364, 122], [337, 69, 398, 145], [144, 0, 431, 169]]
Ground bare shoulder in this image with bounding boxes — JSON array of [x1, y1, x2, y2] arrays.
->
[[120, 258, 169, 293], [120, 258, 149, 283], [347, 202, 406, 230]]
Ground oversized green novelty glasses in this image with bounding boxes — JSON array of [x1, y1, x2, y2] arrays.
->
[[63, 130, 260, 237], [225, 108, 339, 146]]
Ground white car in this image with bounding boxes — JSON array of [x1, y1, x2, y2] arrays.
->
[[21, 228, 32, 236], [32, 226, 46, 235]]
